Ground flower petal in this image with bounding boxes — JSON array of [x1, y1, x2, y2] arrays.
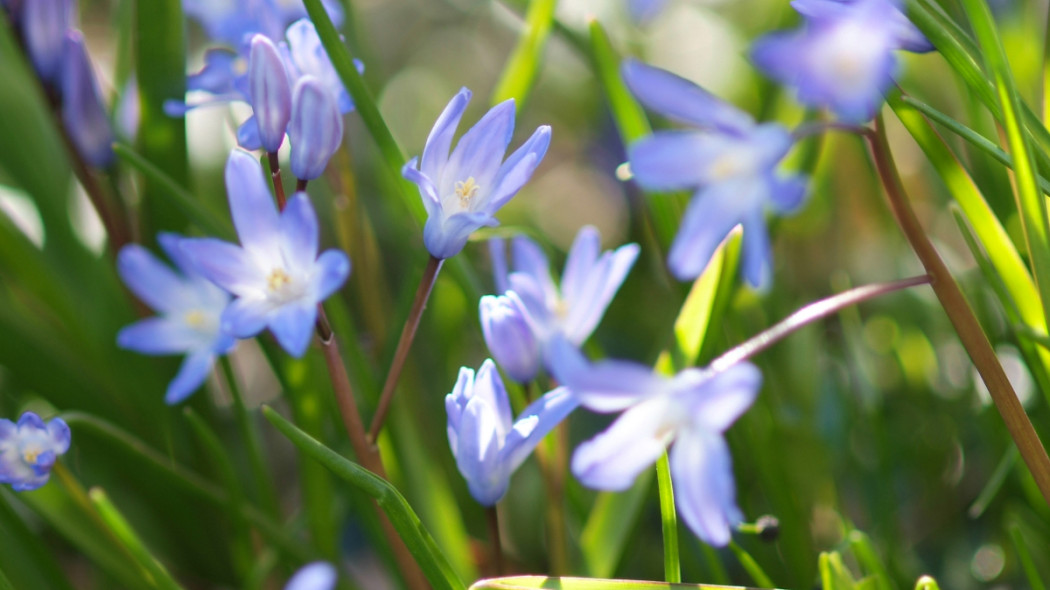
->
[[117, 244, 191, 314], [621, 59, 753, 134], [628, 131, 733, 191], [311, 250, 351, 301], [421, 88, 472, 181], [268, 301, 317, 358], [740, 213, 772, 289], [484, 125, 551, 212], [667, 182, 751, 281], [675, 363, 761, 432], [286, 562, 337, 590], [180, 238, 265, 296], [279, 193, 319, 271], [560, 226, 601, 303], [500, 386, 579, 473], [221, 297, 276, 338], [562, 242, 639, 344], [546, 337, 663, 412], [165, 349, 216, 404], [118, 317, 207, 354], [226, 150, 282, 257], [422, 211, 497, 260], [670, 428, 742, 547], [441, 99, 516, 195], [571, 396, 673, 490]]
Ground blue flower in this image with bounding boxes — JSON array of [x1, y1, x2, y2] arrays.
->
[[288, 75, 343, 180], [446, 359, 578, 506], [180, 150, 351, 358], [622, 59, 807, 288], [483, 226, 639, 381], [0, 412, 71, 491], [751, 0, 933, 123], [403, 88, 551, 259], [117, 233, 236, 404], [550, 339, 761, 547], [21, 0, 71, 85], [627, 0, 670, 23], [182, 0, 343, 51], [285, 562, 336, 590], [248, 35, 293, 153]]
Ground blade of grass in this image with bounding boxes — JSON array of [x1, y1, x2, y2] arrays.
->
[[655, 453, 680, 583], [491, 0, 556, 107], [262, 406, 466, 590], [300, 0, 423, 223], [728, 541, 774, 589], [958, 0, 1050, 337], [89, 488, 185, 590], [470, 576, 775, 589]]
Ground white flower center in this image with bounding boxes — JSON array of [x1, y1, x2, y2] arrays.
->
[[265, 268, 305, 304], [21, 446, 40, 465]]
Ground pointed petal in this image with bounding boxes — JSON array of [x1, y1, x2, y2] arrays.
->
[[475, 359, 513, 433], [180, 238, 265, 296], [269, 302, 317, 357], [621, 59, 753, 134], [676, 363, 761, 432], [546, 337, 663, 412], [117, 244, 190, 313], [740, 213, 772, 289], [421, 88, 472, 180], [767, 173, 810, 215], [484, 125, 551, 212], [289, 76, 344, 181], [61, 32, 115, 167], [442, 99, 516, 194], [311, 250, 351, 301], [237, 116, 263, 151], [279, 193, 319, 271], [500, 386, 579, 472], [571, 397, 673, 490], [561, 226, 601, 302], [456, 396, 505, 505], [222, 297, 276, 338], [481, 295, 542, 383], [667, 183, 750, 281], [511, 235, 555, 296], [402, 158, 441, 215], [226, 150, 282, 256], [671, 429, 742, 547], [165, 349, 216, 404], [118, 317, 207, 354], [249, 35, 292, 153], [489, 237, 509, 294], [628, 131, 734, 191], [562, 242, 639, 344]]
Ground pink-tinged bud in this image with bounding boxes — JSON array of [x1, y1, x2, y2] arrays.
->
[[288, 76, 342, 181], [248, 35, 291, 153], [61, 31, 114, 168], [21, 0, 71, 85]]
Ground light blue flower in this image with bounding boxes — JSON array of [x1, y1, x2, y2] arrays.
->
[[182, 0, 343, 51], [248, 35, 293, 153], [117, 233, 236, 404], [285, 562, 336, 590], [288, 75, 343, 180], [622, 59, 807, 288], [550, 339, 761, 547], [627, 0, 669, 23], [446, 359, 579, 506], [180, 150, 351, 358], [403, 88, 551, 259], [750, 0, 932, 123], [0, 412, 71, 491], [483, 226, 638, 381], [61, 31, 115, 168]]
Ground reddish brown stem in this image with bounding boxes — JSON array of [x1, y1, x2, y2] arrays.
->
[[368, 255, 444, 442], [267, 152, 287, 210]]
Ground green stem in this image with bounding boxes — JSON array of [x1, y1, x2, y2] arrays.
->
[[221, 356, 281, 519], [368, 255, 444, 442], [89, 488, 186, 590], [656, 452, 681, 583], [728, 540, 774, 588], [868, 115, 1050, 506]]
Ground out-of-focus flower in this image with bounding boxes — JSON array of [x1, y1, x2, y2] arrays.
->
[[479, 292, 541, 383], [182, 0, 343, 51], [403, 88, 551, 259], [751, 0, 933, 123], [21, 0, 71, 85], [61, 31, 115, 168], [288, 75, 343, 180], [628, 0, 669, 23], [0, 412, 70, 491], [550, 339, 761, 547], [623, 59, 807, 287], [483, 227, 638, 381], [248, 35, 293, 153], [446, 359, 578, 506], [180, 150, 351, 358], [285, 562, 336, 590], [117, 233, 236, 404]]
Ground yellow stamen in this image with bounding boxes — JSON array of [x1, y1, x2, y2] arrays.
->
[[184, 310, 206, 327], [268, 268, 292, 292], [455, 177, 480, 207]]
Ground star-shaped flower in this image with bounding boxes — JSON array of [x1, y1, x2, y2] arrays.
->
[[180, 149, 351, 357], [403, 88, 551, 259], [0, 412, 71, 492], [623, 59, 807, 287], [117, 233, 236, 404], [550, 339, 761, 547]]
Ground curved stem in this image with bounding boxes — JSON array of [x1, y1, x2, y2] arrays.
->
[[369, 255, 444, 442], [709, 275, 931, 373], [868, 115, 1050, 505]]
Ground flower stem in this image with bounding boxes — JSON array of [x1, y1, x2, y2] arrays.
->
[[709, 274, 931, 373], [267, 152, 287, 210], [368, 255, 444, 442], [58, 125, 130, 257], [296, 178, 308, 193], [655, 451, 681, 583], [220, 356, 281, 519], [485, 506, 504, 576], [868, 114, 1050, 506]]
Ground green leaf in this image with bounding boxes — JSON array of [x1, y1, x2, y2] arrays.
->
[[492, 0, 556, 107], [655, 453, 680, 583], [469, 576, 779, 589], [958, 0, 1050, 336], [300, 0, 423, 223], [579, 474, 652, 578], [135, 0, 190, 233], [0, 493, 77, 590], [262, 406, 466, 590], [89, 488, 186, 590], [847, 531, 891, 590], [728, 541, 774, 589]]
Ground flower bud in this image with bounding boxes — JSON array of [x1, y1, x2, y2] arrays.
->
[[248, 35, 291, 153], [480, 293, 541, 383], [61, 31, 114, 168], [288, 76, 343, 181], [22, 0, 71, 86]]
